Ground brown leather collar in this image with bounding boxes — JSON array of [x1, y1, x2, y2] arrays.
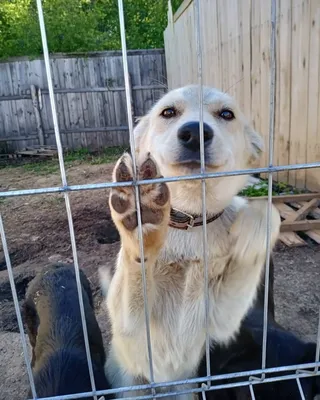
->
[[169, 208, 224, 231]]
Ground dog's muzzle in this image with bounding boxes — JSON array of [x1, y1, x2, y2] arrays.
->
[[176, 121, 213, 164]]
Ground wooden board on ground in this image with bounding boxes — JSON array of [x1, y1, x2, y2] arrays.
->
[[276, 203, 306, 247], [275, 200, 320, 246], [246, 193, 320, 203], [247, 194, 320, 247], [287, 201, 320, 244], [16, 146, 59, 158]]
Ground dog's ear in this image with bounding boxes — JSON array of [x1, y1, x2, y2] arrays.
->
[[134, 115, 150, 154], [244, 125, 264, 165]]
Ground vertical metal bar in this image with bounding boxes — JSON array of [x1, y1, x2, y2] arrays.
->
[[261, 0, 277, 375], [35, 0, 67, 186], [194, 0, 211, 384], [315, 307, 320, 372], [201, 383, 208, 400], [35, 1, 97, 398], [249, 384, 256, 400], [117, 0, 156, 391], [63, 193, 98, 400], [295, 376, 306, 400], [0, 215, 37, 399]]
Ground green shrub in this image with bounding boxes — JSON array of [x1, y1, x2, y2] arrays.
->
[[0, 0, 183, 59]]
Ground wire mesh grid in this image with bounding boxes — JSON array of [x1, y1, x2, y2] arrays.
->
[[1, 0, 320, 399]]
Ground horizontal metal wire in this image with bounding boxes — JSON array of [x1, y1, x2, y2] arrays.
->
[[21, 360, 320, 400], [25, 368, 320, 400], [1, 161, 320, 198]]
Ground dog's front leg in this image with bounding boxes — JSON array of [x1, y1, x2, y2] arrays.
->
[[211, 201, 281, 342], [107, 152, 170, 335]]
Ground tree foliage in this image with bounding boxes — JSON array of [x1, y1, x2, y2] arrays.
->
[[0, 0, 183, 59]]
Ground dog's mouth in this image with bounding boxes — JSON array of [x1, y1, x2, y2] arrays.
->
[[172, 151, 217, 170]]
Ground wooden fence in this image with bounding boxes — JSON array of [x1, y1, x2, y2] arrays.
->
[[0, 49, 167, 152], [164, 0, 320, 190]]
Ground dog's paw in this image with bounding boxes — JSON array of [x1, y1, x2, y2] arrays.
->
[[230, 200, 281, 266], [109, 153, 170, 236]]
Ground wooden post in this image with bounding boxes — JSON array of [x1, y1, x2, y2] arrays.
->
[[128, 73, 135, 123], [30, 85, 45, 147]]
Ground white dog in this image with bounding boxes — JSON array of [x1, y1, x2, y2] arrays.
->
[[100, 85, 281, 399]]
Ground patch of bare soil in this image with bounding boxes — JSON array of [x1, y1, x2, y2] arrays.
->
[[0, 161, 319, 400]]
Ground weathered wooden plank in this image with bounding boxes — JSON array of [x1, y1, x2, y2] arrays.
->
[[276, 0, 292, 184], [275, 201, 320, 244], [290, 201, 320, 220], [278, 232, 306, 247], [306, 0, 320, 191], [276, 202, 320, 242], [281, 220, 320, 232], [246, 193, 320, 203], [250, 0, 262, 140], [289, 0, 310, 187], [303, 230, 320, 244], [30, 85, 45, 146], [284, 198, 319, 222], [0, 50, 166, 151], [275, 203, 307, 246]]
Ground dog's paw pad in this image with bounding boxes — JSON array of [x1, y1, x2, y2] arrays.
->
[[110, 153, 170, 234], [141, 206, 164, 225], [110, 193, 130, 214], [154, 183, 170, 206], [122, 212, 138, 231], [139, 156, 159, 180], [113, 154, 133, 183]]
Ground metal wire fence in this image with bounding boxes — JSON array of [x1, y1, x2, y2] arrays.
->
[[1, 0, 320, 399]]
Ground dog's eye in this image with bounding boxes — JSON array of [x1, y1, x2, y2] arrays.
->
[[219, 109, 235, 121], [161, 107, 176, 118]]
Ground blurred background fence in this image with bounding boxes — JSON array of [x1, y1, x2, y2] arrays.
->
[[0, 49, 166, 153]]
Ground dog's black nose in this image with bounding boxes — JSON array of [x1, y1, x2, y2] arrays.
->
[[177, 122, 213, 152]]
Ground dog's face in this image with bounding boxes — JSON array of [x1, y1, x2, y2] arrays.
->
[[134, 85, 263, 213]]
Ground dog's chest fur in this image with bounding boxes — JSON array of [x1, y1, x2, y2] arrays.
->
[[114, 218, 235, 383]]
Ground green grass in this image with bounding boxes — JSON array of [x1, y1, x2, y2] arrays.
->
[[2, 146, 126, 176], [22, 161, 60, 175], [64, 146, 126, 165], [239, 180, 305, 197], [89, 147, 127, 165], [239, 183, 273, 197]]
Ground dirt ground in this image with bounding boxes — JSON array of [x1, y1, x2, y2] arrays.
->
[[0, 159, 319, 400]]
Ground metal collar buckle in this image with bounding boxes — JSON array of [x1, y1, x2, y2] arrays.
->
[[186, 214, 195, 230], [171, 207, 195, 230]]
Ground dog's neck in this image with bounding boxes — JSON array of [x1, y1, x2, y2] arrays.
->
[[160, 196, 246, 265], [167, 180, 235, 216]]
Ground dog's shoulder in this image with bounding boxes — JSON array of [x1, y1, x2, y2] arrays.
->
[[24, 263, 106, 365], [31, 348, 111, 399]]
